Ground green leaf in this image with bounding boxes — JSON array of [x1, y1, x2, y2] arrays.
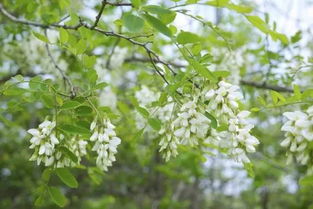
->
[[270, 90, 286, 105], [226, 3, 253, 13], [61, 101, 81, 110], [3, 87, 27, 96], [148, 118, 162, 131], [142, 5, 176, 24], [29, 76, 43, 90], [189, 60, 217, 81], [82, 55, 96, 69], [93, 82, 108, 90], [291, 31, 302, 43], [204, 111, 217, 129], [245, 15, 270, 34], [60, 124, 90, 134], [117, 102, 130, 114], [87, 69, 98, 86], [302, 89, 313, 99], [48, 186, 67, 207], [269, 31, 289, 44], [142, 14, 172, 37], [206, 0, 230, 7], [59, 28, 69, 43], [76, 39, 87, 54], [160, 12, 176, 25], [55, 168, 78, 188], [42, 168, 52, 182], [13, 74, 24, 82], [136, 106, 150, 118], [34, 194, 45, 207], [300, 175, 313, 187], [177, 31, 201, 44], [58, 146, 78, 163], [293, 84, 301, 99], [75, 105, 93, 115], [142, 5, 172, 15], [250, 107, 260, 112], [244, 163, 255, 178], [213, 71, 230, 78], [123, 13, 145, 32], [131, 0, 141, 8], [33, 32, 50, 43], [88, 167, 104, 185], [41, 94, 54, 108]]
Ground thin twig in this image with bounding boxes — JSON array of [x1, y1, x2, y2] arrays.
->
[[106, 38, 121, 69], [91, 0, 107, 29], [44, 42, 76, 97], [124, 56, 294, 93]]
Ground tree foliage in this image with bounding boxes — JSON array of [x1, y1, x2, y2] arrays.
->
[[1, 0, 313, 208]]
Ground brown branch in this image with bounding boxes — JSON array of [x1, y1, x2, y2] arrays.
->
[[240, 80, 293, 93], [124, 56, 294, 93], [106, 2, 132, 7], [91, 0, 107, 29], [106, 38, 121, 69], [44, 42, 76, 97]]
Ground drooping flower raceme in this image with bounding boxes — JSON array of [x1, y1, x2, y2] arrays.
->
[[54, 137, 88, 168], [134, 85, 175, 134], [134, 82, 259, 164], [90, 118, 121, 171], [28, 119, 88, 168], [228, 111, 259, 163], [172, 101, 211, 146], [135, 85, 160, 107], [159, 100, 211, 161], [159, 134, 180, 161], [205, 81, 243, 118], [135, 86, 178, 160], [28, 120, 59, 166], [281, 107, 313, 166], [205, 81, 259, 164]]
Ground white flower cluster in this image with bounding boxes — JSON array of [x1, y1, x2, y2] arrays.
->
[[211, 47, 246, 85], [135, 85, 159, 107], [134, 86, 174, 131], [54, 137, 88, 168], [159, 100, 211, 161], [28, 120, 59, 166], [90, 118, 121, 171], [205, 81, 259, 164], [172, 101, 210, 146], [159, 134, 180, 161], [205, 81, 243, 118], [281, 107, 313, 166], [28, 119, 88, 168], [228, 111, 259, 163], [3, 34, 67, 75], [135, 86, 178, 160], [134, 82, 259, 164]]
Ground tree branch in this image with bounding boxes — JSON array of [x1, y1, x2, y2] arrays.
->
[[106, 2, 132, 7], [124, 56, 294, 93], [44, 43, 76, 97], [91, 0, 107, 29], [239, 80, 293, 93]]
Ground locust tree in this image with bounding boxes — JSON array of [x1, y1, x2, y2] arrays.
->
[[1, 0, 313, 208]]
